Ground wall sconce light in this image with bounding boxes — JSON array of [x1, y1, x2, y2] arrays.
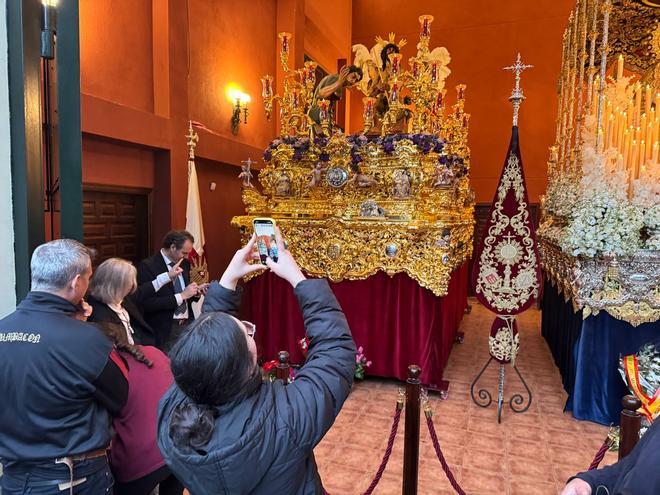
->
[[227, 86, 251, 135], [41, 0, 58, 59]]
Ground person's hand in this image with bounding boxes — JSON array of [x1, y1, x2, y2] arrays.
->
[[560, 479, 592, 495], [74, 300, 93, 321], [181, 282, 199, 300], [168, 258, 184, 280], [338, 65, 350, 83], [266, 227, 306, 288], [198, 282, 210, 296], [219, 234, 268, 290]]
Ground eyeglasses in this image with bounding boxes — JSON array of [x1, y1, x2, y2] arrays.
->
[[242, 320, 256, 338]]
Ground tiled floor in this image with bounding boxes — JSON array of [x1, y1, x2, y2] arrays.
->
[[315, 299, 619, 495]]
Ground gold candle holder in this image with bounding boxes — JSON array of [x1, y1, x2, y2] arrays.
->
[[278, 32, 292, 69], [317, 98, 330, 135], [389, 53, 403, 77], [419, 14, 434, 38], [261, 75, 275, 121], [362, 96, 376, 134]]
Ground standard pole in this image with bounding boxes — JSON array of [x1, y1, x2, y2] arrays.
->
[[402, 365, 421, 495]]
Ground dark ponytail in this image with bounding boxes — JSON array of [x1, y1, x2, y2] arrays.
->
[[168, 312, 262, 453], [95, 322, 153, 367], [168, 403, 217, 455]]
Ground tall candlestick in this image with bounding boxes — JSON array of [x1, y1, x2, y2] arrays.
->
[[645, 122, 653, 164], [652, 142, 659, 164], [639, 140, 646, 168], [606, 114, 615, 149], [630, 140, 638, 178], [640, 113, 647, 145], [644, 85, 652, 117], [595, 0, 612, 152], [634, 83, 642, 126], [419, 14, 433, 38], [622, 129, 631, 169], [617, 111, 626, 149], [627, 99, 634, 127], [616, 54, 624, 80]]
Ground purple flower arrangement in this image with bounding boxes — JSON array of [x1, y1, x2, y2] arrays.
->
[[262, 134, 466, 179]]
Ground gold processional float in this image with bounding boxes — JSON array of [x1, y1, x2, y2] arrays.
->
[[232, 15, 474, 296], [538, 0, 660, 326]]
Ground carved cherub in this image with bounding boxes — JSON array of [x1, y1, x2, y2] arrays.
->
[[349, 172, 377, 188], [238, 158, 254, 188], [305, 162, 325, 190]]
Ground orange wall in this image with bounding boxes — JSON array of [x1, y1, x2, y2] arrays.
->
[[79, 0, 154, 112], [188, 0, 277, 151], [304, 0, 352, 72], [351, 0, 575, 203], [82, 135, 155, 189]]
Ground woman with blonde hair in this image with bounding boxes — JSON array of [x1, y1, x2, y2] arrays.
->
[[88, 257, 181, 345]]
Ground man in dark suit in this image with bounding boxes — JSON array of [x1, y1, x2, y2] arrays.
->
[[137, 230, 205, 350]]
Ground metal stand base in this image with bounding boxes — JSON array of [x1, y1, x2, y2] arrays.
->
[[469, 356, 532, 423]]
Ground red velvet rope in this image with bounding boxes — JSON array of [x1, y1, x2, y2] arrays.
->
[[323, 404, 403, 495], [588, 437, 610, 471], [425, 414, 466, 495], [361, 405, 403, 495]]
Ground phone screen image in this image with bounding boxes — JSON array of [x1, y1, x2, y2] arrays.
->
[[254, 219, 278, 264]]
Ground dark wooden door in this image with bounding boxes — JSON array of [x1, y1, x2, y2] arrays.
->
[[83, 188, 150, 266]]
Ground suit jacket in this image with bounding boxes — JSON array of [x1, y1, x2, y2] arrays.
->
[[136, 252, 196, 348], [87, 287, 157, 347]]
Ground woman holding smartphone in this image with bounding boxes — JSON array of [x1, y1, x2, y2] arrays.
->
[[157, 230, 356, 494]]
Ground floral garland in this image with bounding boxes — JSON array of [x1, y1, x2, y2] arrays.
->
[[263, 134, 467, 176]]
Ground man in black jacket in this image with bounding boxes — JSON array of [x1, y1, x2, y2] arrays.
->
[[561, 419, 660, 494], [137, 230, 204, 350], [0, 239, 128, 494]]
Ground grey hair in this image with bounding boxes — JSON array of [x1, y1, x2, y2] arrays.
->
[[30, 239, 94, 292], [89, 258, 137, 304]]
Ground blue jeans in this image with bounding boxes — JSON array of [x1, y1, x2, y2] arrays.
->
[[1, 457, 113, 494]]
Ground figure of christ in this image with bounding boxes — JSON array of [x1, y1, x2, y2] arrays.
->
[[308, 66, 363, 135]]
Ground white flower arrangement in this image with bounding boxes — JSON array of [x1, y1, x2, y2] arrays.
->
[[644, 204, 660, 251], [560, 188, 643, 257], [545, 174, 579, 217]]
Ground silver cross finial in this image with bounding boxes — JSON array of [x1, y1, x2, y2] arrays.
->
[[503, 53, 533, 126]]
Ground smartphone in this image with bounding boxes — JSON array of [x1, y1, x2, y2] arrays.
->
[[253, 217, 278, 264]]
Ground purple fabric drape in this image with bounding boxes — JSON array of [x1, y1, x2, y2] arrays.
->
[[242, 264, 468, 386]]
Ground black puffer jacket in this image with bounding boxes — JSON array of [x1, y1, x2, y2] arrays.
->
[[157, 279, 355, 494], [573, 418, 660, 494]]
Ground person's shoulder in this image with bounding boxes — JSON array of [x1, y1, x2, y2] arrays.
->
[[139, 345, 169, 365], [138, 253, 160, 269]]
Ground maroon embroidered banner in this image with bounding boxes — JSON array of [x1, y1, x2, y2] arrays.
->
[[471, 127, 541, 315]]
